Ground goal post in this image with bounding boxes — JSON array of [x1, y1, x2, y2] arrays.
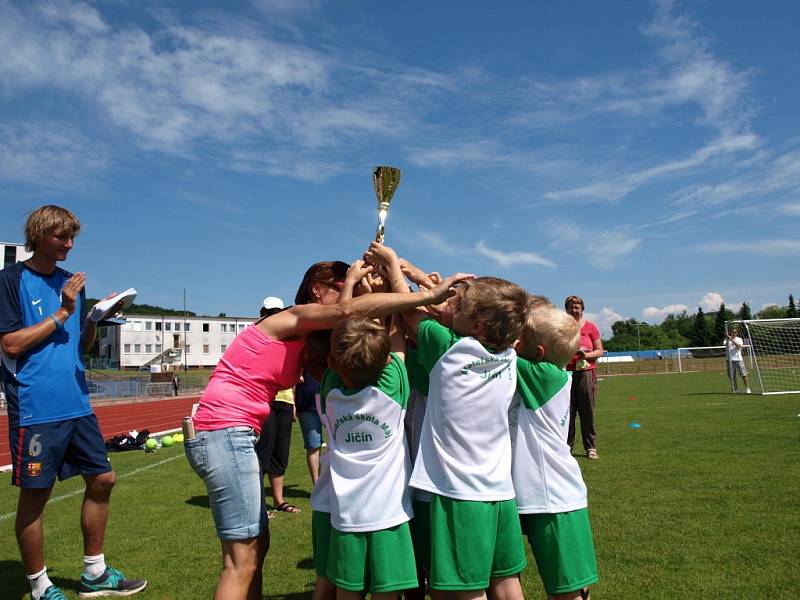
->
[[726, 318, 800, 395]]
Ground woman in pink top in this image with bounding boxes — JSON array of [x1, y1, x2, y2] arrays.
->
[[185, 259, 472, 600], [565, 295, 605, 460]]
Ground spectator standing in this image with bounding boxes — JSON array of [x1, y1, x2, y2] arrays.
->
[[565, 295, 604, 460]]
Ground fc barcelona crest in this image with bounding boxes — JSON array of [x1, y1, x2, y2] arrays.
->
[[27, 462, 42, 477]]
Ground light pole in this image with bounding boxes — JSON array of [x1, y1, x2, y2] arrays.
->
[[183, 288, 187, 373], [636, 321, 642, 364]]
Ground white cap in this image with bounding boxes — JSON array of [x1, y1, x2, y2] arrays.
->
[[263, 296, 284, 310]]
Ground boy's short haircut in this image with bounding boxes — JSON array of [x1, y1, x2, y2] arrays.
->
[[459, 277, 528, 350], [330, 318, 390, 389], [564, 295, 584, 310], [520, 306, 580, 368], [25, 205, 81, 252], [528, 294, 554, 311]]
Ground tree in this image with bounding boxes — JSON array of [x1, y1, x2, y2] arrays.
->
[[738, 302, 752, 321], [757, 304, 788, 320], [690, 307, 710, 347], [713, 303, 730, 343], [788, 294, 798, 318]]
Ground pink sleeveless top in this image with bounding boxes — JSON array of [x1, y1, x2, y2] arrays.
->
[[192, 325, 304, 434]]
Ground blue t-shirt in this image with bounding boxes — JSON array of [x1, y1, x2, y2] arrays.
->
[[0, 262, 91, 426]]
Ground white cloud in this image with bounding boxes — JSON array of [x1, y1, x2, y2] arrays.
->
[[0, 121, 107, 188], [778, 202, 800, 216], [698, 239, 800, 256], [545, 220, 641, 269], [642, 303, 689, 323], [699, 292, 724, 312], [585, 307, 624, 338], [474, 240, 556, 269], [413, 230, 467, 257]]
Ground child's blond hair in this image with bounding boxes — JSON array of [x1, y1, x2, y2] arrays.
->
[[25, 205, 81, 252], [330, 317, 390, 388], [519, 306, 580, 368], [458, 277, 528, 350]]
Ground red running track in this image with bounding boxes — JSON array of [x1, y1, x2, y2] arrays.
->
[[0, 395, 201, 469]]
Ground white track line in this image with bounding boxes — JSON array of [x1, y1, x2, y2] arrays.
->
[[0, 453, 183, 522]]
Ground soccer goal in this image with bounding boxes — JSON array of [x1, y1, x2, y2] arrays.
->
[[676, 345, 754, 374], [727, 318, 800, 395]]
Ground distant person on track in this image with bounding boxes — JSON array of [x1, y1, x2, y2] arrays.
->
[[172, 374, 180, 396], [725, 328, 751, 393], [565, 295, 604, 460], [0, 205, 147, 600], [184, 258, 470, 600]]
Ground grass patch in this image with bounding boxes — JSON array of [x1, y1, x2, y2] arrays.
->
[[1, 371, 798, 598]]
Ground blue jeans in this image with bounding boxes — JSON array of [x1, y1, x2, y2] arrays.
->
[[184, 426, 268, 540], [297, 410, 323, 450]]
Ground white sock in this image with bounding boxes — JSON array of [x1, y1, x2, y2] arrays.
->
[[27, 567, 53, 599], [83, 554, 107, 579]]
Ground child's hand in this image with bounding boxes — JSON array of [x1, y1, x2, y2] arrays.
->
[[428, 273, 475, 304], [345, 259, 373, 285], [364, 242, 398, 268]]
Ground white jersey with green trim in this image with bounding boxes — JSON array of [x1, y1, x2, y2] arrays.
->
[[310, 393, 332, 513], [324, 375, 413, 532], [409, 336, 517, 501], [510, 359, 587, 514]]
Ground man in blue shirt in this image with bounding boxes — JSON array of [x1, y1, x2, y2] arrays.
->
[[0, 205, 147, 600]]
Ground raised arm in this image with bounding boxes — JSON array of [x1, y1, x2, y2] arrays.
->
[[259, 273, 473, 341]]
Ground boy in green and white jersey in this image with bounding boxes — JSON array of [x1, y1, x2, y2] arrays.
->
[[510, 305, 599, 600], [402, 277, 529, 600], [320, 316, 417, 599]]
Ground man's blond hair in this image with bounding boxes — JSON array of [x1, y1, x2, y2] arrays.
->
[[330, 318, 390, 388], [519, 306, 580, 368], [25, 205, 81, 252], [459, 277, 528, 350]]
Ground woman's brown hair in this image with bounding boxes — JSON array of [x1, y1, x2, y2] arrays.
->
[[294, 261, 350, 305]]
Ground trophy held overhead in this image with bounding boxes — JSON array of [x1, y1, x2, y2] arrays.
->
[[373, 166, 401, 244]]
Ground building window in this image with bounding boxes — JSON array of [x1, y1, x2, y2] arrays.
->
[[155, 344, 162, 352], [220, 323, 227, 333], [124, 344, 131, 353], [4, 245, 17, 267], [145, 321, 152, 331], [173, 334, 181, 348], [185, 345, 191, 354], [220, 344, 227, 352], [134, 344, 141, 353], [203, 323, 210, 332], [239, 323, 246, 331], [203, 344, 209, 354], [165, 322, 171, 331], [155, 322, 162, 331], [184, 323, 191, 332], [145, 344, 152, 353]]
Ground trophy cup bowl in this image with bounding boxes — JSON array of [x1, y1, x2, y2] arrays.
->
[[373, 166, 401, 243]]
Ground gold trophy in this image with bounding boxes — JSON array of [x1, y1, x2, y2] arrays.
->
[[373, 166, 401, 243]]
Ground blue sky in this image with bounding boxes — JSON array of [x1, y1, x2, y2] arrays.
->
[[1, 0, 799, 336]]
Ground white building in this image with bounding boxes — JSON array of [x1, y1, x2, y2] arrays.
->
[[100, 314, 257, 370], [1, 242, 32, 270]]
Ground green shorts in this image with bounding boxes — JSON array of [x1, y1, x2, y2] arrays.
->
[[429, 494, 527, 591], [327, 522, 418, 592], [410, 499, 431, 571], [520, 508, 599, 594], [312, 510, 332, 579]]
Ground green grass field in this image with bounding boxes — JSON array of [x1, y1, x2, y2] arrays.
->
[[2, 371, 799, 599]]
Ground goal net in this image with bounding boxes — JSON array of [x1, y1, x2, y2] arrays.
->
[[727, 318, 800, 395], [676, 345, 753, 374]]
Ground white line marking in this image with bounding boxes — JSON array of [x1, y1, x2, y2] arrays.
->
[[0, 453, 183, 522]]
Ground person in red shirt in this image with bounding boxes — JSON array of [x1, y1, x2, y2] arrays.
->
[[565, 295, 604, 460]]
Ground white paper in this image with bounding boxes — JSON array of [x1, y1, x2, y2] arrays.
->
[[94, 287, 137, 322]]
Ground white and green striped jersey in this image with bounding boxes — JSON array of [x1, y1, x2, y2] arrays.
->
[[510, 358, 588, 514], [320, 354, 413, 532], [409, 320, 517, 501]]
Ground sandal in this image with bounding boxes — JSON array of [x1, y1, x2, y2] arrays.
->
[[587, 449, 599, 460], [275, 502, 300, 513]]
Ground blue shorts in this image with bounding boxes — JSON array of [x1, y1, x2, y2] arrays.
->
[[184, 426, 268, 541], [297, 410, 323, 450], [9, 413, 111, 488]]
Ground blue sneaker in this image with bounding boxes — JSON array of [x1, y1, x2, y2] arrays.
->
[[79, 566, 147, 597], [39, 586, 68, 600]]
